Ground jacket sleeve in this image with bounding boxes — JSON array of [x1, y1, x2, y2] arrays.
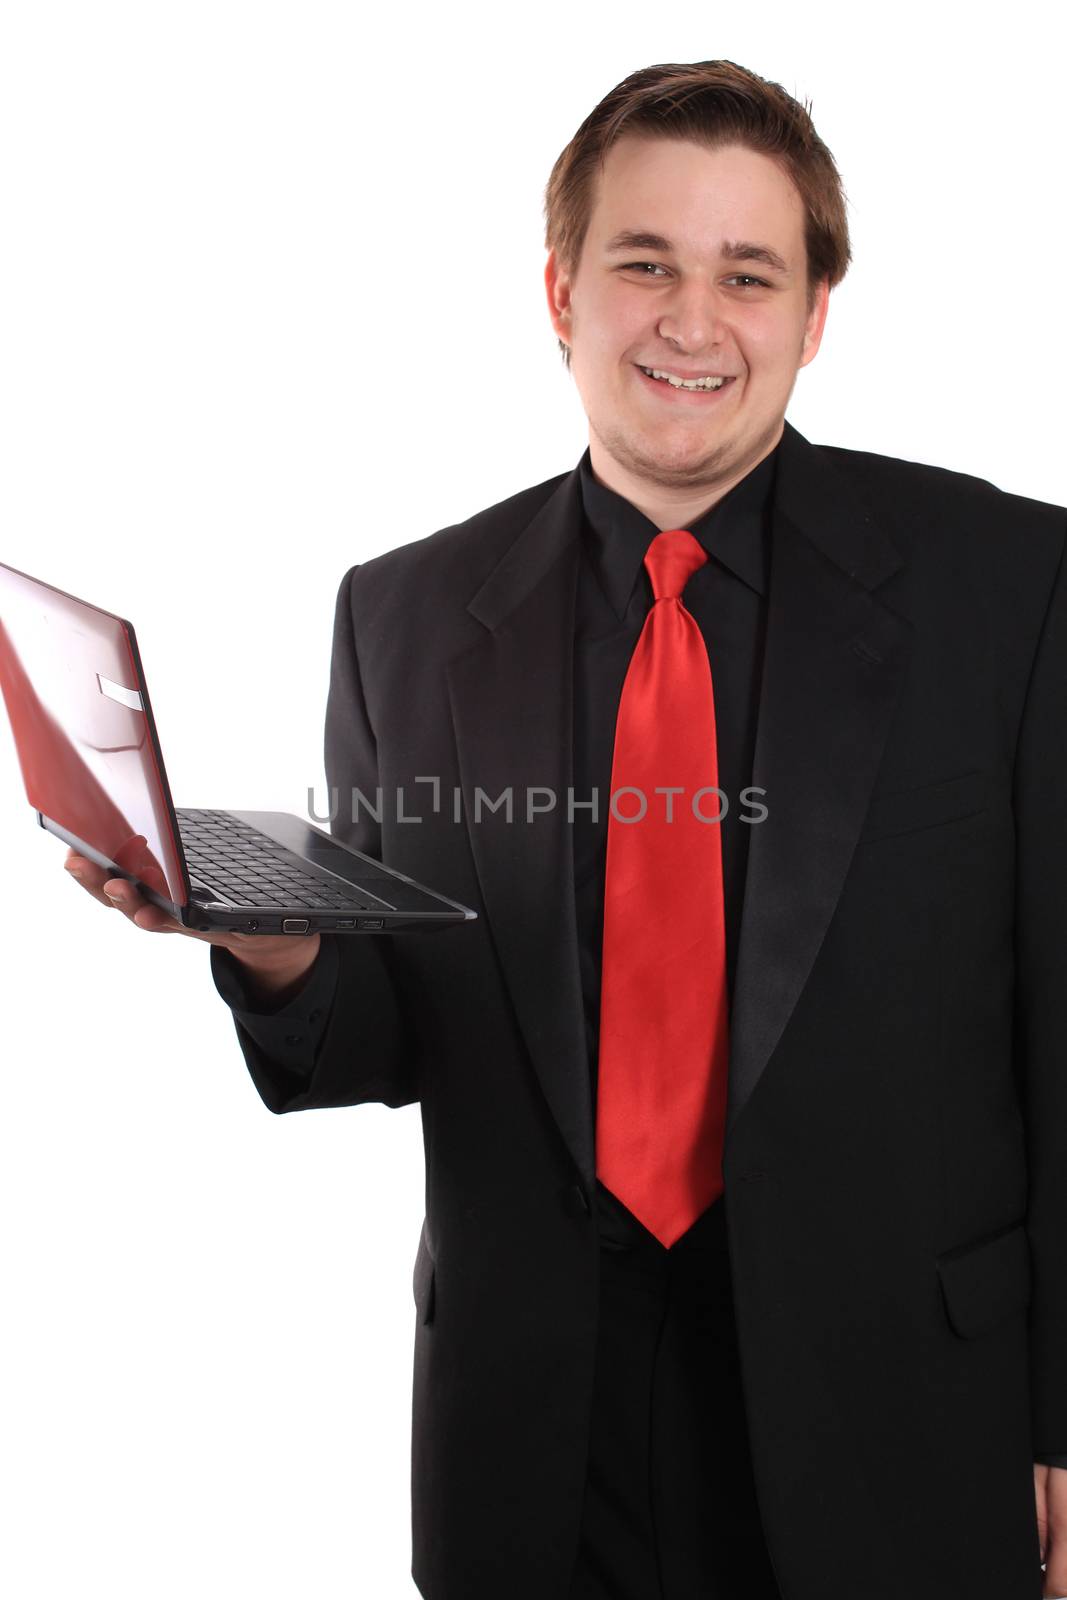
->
[[211, 563, 420, 1115], [1014, 521, 1067, 1457], [209, 936, 339, 1107]]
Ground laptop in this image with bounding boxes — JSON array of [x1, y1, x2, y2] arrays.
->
[[0, 560, 478, 935]]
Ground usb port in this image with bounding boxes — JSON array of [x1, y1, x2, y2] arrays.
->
[[357, 917, 385, 930], [335, 919, 354, 930]]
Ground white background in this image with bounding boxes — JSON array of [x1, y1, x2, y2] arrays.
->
[[0, 2, 1063, 1595]]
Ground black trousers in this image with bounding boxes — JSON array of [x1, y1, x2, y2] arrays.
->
[[568, 1195, 781, 1600]]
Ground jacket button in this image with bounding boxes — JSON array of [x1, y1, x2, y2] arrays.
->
[[563, 1183, 591, 1217]]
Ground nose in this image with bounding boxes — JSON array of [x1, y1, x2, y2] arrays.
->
[[656, 280, 730, 353]]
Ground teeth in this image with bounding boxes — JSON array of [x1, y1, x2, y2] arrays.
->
[[641, 366, 727, 391]]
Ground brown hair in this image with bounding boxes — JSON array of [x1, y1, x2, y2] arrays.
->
[[543, 60, 852, 367]]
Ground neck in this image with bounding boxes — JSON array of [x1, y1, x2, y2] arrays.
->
[[587, 422, 782, 530]]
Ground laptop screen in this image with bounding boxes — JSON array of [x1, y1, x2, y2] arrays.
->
[[0, 561, 188, 906]]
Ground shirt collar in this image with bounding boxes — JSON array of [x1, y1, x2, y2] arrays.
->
[[577, 440, 778, 619]]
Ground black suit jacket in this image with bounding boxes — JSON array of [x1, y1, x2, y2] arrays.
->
[[216, 420, 1067, 1600]]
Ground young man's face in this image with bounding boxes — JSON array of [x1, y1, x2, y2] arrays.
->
[[546, 136, 829, 492]]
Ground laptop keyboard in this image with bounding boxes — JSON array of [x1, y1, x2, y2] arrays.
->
[[175, 809, 382, 911]]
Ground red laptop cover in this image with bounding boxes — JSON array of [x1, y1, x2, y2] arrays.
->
[[0, 561, 188, 906]]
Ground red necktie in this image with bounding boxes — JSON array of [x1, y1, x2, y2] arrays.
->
[[595, 527, 729, 1249]]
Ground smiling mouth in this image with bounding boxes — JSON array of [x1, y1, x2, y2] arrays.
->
[[638, 364, 730, 390], [634, 364, 738, 399]]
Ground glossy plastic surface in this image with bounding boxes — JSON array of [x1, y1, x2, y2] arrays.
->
[[0, 561, 188, 904]]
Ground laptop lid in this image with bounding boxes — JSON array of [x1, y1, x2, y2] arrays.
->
[[0, 560, 191, 907]]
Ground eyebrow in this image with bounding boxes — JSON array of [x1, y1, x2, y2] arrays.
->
[[602, 229, 791, 276]]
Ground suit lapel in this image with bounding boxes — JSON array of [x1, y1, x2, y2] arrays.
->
[[446, 422, 913, 1189], [725, 422, 913, 1136], [446, 469, 594, 1185]]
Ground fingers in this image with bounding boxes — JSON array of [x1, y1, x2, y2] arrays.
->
[[64, 850, 183, 933], [61, 849, 321, 960], [64, 850, 121, 907], [63, 849, 258, 949], [104, 879, 183, 933], [1036, 1465, 1050, 1566], [1044, 1465, 1067, 1596]]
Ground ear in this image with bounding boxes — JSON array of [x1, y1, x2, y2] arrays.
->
[[799, 277, 830, 369], [544, 249, 573, 349]]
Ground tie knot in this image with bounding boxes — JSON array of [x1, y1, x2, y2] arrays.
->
[[643, 526, 708, 602]]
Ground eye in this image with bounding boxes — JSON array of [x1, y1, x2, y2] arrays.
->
[[619, 264, 771, 289]]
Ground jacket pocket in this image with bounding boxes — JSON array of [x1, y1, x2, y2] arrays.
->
[[856, 769, 989, 845], [936, 1219, 1031, 1338], [412, 1219, 436, 1326]]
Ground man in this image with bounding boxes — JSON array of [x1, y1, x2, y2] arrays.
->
[[66, 59, 1067, 1600]]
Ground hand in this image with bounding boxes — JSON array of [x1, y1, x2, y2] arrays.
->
[[1034, 1463, 1067, 1596], [63, 848, 321, 999]]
